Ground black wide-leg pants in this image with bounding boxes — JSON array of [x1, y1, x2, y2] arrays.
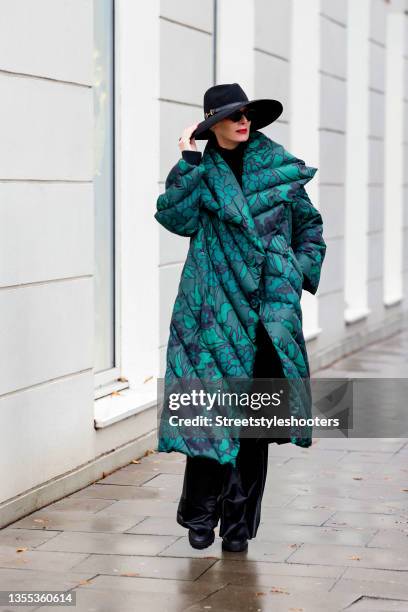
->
[[177, 320, 285, 541]]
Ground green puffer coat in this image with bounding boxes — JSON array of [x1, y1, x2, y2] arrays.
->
[[154, 130, 326, 466]]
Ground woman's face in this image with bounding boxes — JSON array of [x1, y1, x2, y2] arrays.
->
[[210, 106, 251, 148]]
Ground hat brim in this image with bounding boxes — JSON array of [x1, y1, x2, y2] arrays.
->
[[192, 98, 283, 140]]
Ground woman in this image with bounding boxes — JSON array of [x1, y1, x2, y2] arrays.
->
[[154, 83, 326, 552]]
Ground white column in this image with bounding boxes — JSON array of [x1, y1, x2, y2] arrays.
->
[[116, 0, 160, 396], [344, 0, 371, 324], [383, 6, 405, 306], [215, 0, 255, 95], [290, 0, 321, 340]]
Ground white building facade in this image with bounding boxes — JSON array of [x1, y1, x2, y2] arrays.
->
[[0, 0, 407, 527]]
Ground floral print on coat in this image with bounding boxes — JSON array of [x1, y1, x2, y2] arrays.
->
[[155, 130, 327, 466]]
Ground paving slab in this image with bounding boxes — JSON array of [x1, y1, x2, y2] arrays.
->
[[0, 546, 88, 572], [70, 553, 216, 580], [331, 575, 408, 601], [95, 468, 161, 486], [258, 507, 335, 526], [0, 529, 61, 549], [45, 497, 115, 513], [35, 587, 200, 612], [126, 516, 188, 536], [93, 498, 179, 518], [157, 535, 298, 562], [87, 573, 224, 594], [365, 527, 408, 549], [253, 491, 299, 508], [286, 541, 408, 570], [35, 531, 178, 556], [0, 567, 97, 591], [323, 510, 407, 529], [344, 595, 408, 611], [256, 522, 377, 546], [68, 483, 181, 502], [11, 510, 146, 533], [183, 581, 360, 612], [141, 473, 184, 490], [196, 557, 343, 579], [286, 493, 402, 514]]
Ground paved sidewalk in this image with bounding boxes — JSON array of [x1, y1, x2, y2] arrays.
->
[[1, 330, 408, 611]]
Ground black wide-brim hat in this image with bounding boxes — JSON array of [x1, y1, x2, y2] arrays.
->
[[192, 82, 283, 140]]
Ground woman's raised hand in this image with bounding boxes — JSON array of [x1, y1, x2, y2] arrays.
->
[[178, 123, 199, 153]]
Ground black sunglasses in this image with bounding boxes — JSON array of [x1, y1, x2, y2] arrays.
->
[[226, 107, 256, 122]]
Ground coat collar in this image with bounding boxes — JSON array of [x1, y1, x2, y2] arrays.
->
[[201, 131, 317, 229]]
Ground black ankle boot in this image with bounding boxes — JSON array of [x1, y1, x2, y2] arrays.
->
[[222, 538, 248, 552], [188, 528, 215, 550]]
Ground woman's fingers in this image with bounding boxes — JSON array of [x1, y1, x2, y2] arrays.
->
[[178, 123, 199, 152]]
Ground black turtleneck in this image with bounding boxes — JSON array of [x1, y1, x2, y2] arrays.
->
[[182, 139, 246, 187]]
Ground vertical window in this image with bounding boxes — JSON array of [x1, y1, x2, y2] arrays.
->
[[94, 1, 116, 378], [383, 11, 404, 307], [213, 0, 217, 83], [344, 0, 370, 325]]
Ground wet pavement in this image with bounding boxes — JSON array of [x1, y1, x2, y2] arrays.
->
[[1, 329, 408, 611]]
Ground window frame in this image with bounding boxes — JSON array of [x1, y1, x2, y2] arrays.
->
[[93, 0, 128, 400], [93, 0, 160, 425]]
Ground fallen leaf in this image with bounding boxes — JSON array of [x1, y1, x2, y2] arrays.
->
[[118, 377, 128, 383], [130, 459, 141, 464], [255, 592, 266, 596], [78, 579, 92, 585], [349, 555, 361, 560], [16, 547, 28, 553], [401, 489, 408, 492], [144, 449, 156, 456], [120, 572, 140, 577], [270, 586, 289, 594], [111, 391, 121, 396]]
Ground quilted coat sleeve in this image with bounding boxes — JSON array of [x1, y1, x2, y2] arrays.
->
[[291, 185, 327, 295], [154, 157, 205, 237]]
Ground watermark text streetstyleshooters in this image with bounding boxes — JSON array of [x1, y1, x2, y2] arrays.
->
[[168, 414, 340, 428], [167, 389, 339, 429], [156, 377, 408, 438]]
